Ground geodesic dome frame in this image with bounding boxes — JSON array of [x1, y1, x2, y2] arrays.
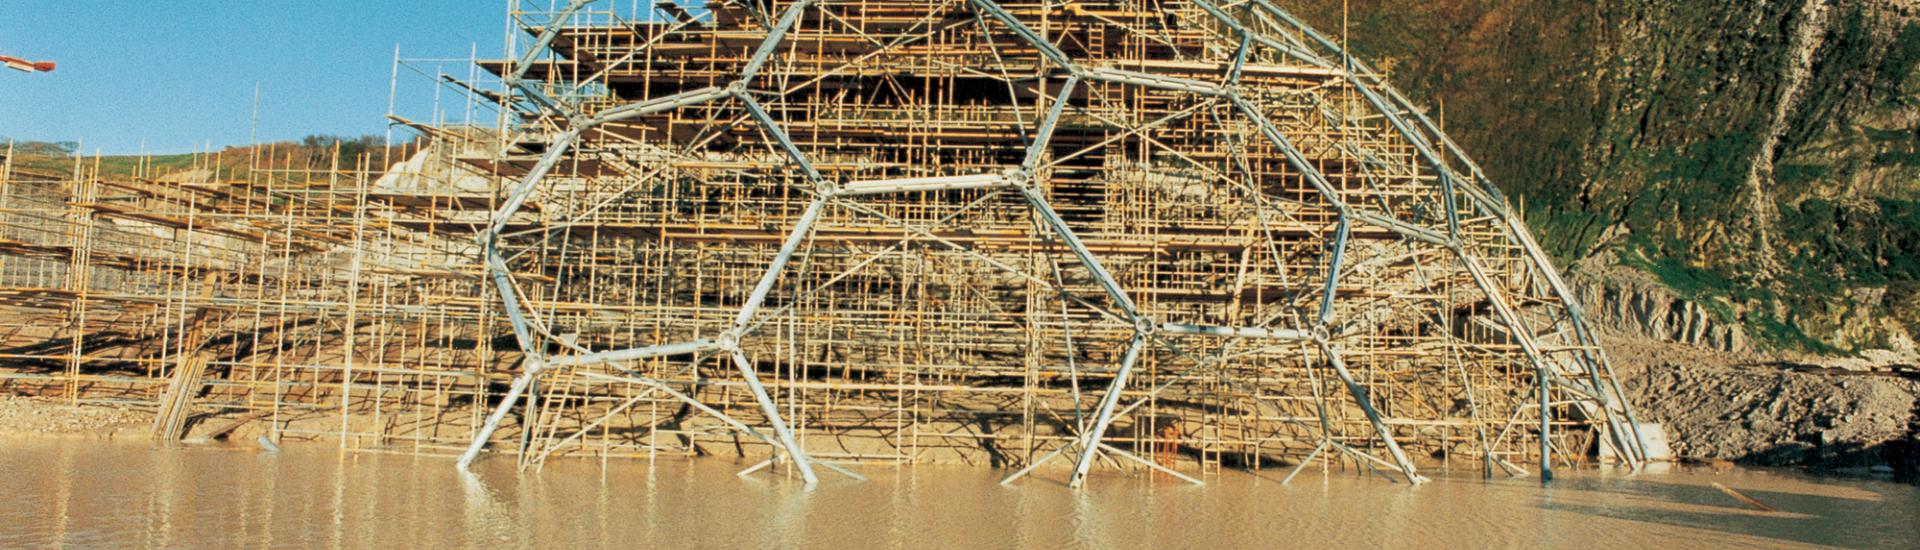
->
[[454, 0, 1649, 487]]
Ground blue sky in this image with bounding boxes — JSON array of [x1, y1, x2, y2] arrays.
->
[[0, 1, 518, 154]]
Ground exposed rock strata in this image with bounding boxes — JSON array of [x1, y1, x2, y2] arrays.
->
[[1574, 274, 1752, 353]]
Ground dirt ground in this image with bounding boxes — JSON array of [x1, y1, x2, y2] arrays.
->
[[0, 395, 149, 438], [1606, 335, 1920, 482]]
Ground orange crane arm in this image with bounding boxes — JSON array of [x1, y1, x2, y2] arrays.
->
[[0, 55, 56, 73]]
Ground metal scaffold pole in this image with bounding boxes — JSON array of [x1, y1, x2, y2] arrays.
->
[[0, 1, 1643, 489]]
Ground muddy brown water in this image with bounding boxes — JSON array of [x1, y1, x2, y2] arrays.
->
[[2, 439, 1914, 548]]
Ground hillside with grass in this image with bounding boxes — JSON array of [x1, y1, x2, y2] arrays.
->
[[4, 135, 398, 180], [1295, 0, 1920, 357]]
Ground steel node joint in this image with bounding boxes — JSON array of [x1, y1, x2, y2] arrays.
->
[[522, 356, 550, 377], [1132, 316, 1158, 337], [716, 329, 743, 353], [1003, 167, 1034, 189], [1309, 323, 1334, 346]]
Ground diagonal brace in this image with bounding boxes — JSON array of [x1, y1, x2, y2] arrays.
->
[[1068, 331, 1147, 488]]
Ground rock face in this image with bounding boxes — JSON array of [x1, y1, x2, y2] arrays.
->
[[1631, 360, 1920, 481], [1573, 273, 1751, 354], [1289, 0, 1920, 355]]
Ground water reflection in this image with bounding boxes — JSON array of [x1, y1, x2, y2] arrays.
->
[[1534, 475, 1904, 548], [1, 438, 1914, 548]]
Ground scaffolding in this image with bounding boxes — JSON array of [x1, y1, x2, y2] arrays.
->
[[0, 0, 1648, 487]]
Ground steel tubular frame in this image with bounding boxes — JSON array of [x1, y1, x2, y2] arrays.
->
[[1198, 0, 1651, 473], [459, 0, 855, 483], [0, 1, 1648, 492], [440, 0, 1646, 486]]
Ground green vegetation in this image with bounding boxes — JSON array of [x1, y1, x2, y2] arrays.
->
[[4, 134, 396, 179], [1750, 312, 1846, 355], [1289, 0, 1920, 354]]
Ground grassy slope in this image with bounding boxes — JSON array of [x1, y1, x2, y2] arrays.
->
[[8, 152, 207, 179], [5, 138, 399, 181], [1292, 0, 1920, 353]]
